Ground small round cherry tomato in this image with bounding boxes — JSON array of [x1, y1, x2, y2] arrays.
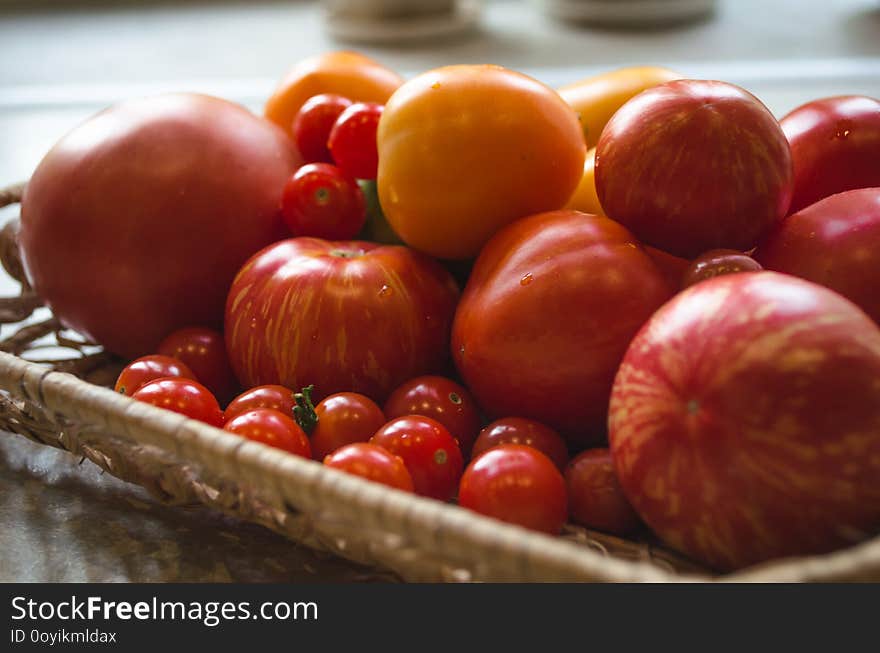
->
[[132, 377, 224, 427], [292, 93, 353, 164], [310, 392, 387, 461], [370, 415, 463, 500], [383, 376, 482, 456], [224, 408, 311, 457], [565, 448, 641, 535], [224, 385, 297, 422], [323, 442, 414, 492], [115, 354, 196, 396], [280, 163, 366, 239], [681, 249, 762, 289], [158, 327, 239, 406], [471, 417, 568, 471], [458, 444, 567, 534], [328, 102, 383, 180]]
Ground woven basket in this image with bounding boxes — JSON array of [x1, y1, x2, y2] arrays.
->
[[2, 182, 879, 582]]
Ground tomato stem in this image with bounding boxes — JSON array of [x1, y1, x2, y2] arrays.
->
[[293, 384, 319, 435]]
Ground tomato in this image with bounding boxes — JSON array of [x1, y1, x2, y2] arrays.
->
[[327, 102, 383, 180], [557, 65, 682, 148], [158, 327, 240, 406], [224, 384, 297, 422], [452, 210, 673, 445], [281, 163, 366, 239], [755, 187, 880, 323], [224, 408, 311, 457], [20, 94, 300, 359], [595, 80, 793, 258], [310, 392, 387, 461], [563, 147, 603, 216], [292, 93, 353, 164], [323, 442, 414, 493], [458, 444, 567, 535], [131, 377, 224, 428], [471, 417, 568, 471], [681, 249, 762, 289], [114, 354, 196, 396], [781, 95, 880, 213], [565, 448, 641, 535], [609, 272, 880, 570], [226, 238, 459, 403], [370, 416, 463, 500], [377, 64, 585, 260], [265, 51, 403, 139], [383, 375, 482, 456], [643, 245, 691, 290]]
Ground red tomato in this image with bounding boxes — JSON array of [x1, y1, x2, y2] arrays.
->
[[292, 93, 353, 164], [681, 249, 762, 289], [644, 245, 690, 289], [781, 95, 880, 213], [115, 354, 196, 396], [471, 417, 568, 471], [323, 442, 414, 493], [609, 272, 880, 570], [383, 376, 482, 456], [310, 392, 387, 461], [370, 416, 463, 500], [328, 102, 383, 180], [224, 385, 297, 422], [458, 444, 567, 535], [281, 163, 366, 239], [158, 327, 240, 406], [132, 377, 224, 428], [20, 94, 300, 359], [225, 238, 459, 403], [224, 408, 311, 457], [452, 210, 673, 445], [565, 448, 641, 535]]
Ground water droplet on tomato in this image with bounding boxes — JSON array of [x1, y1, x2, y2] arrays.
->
[[520, 273, 534, 286], [834, 119, 853, 139], [379, 284, 393, 297], [431, 81, 441, 90]]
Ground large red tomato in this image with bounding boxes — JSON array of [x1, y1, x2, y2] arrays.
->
[[225, 238, 459, 404], [595, 80, 793, 258], [452, 210, 673, 445], [609, 272, 880, 571], [781, 95, 880, 213], [20, 94, 300, 359], [754, 187, 880, 323]]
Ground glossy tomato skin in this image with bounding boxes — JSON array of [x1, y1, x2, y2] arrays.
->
[[564, 147, 604, 216], [281, 163, 366, 240], [224, 385, 297, 422], [644, 245, 691, 290], [595, 80, 793, 258], [115, 355, 196, 396], [131, 377, 224, 428], [20, 94, 300, 359], [755, 188, 880, 323], [609, 272, 880, 570], [458, 444, 568, 535], [681, 249, 762, 289], [471, 417, 568, 471], [782, 95, 880, 213], [158, 327, 240, 406], [327, 102, 383, 180], [383, 376, 482, 456], [370, 416, 463, 500], [226, 238, 460, 404], [378, 64, 585, 260], [311, 392, 387, 461], [292, 93, 353, 164], [565, 448, 641, 535], [323, 443, 414, 493], [224, 408, 311, 457], [452, 210, 673, 445]]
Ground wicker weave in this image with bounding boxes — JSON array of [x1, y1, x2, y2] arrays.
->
[[2, 182, 879, 582]]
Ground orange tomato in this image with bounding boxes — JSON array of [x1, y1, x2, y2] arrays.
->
[[265, 51, 403, 138], [558, 66, 682, 148], [564, 147, 603, 215], [377, 65, 585, 260]]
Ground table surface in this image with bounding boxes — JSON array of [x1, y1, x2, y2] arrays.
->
[[0, 0, 878, 582]]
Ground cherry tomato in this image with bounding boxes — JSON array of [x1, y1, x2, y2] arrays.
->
[[369, 415, 463, 500], [459, 444, 567, 535], [131, 377, 224, 427], [565, 448, 642, 535], [224, 408, 311, 457], [681, 249, 762, 289], [158, 327, 239, 406], [115, 354, 196, 396], [323, 442, 414, 492], [292, 93, 353, 164], [328, 102, 383, 180], [224, 385, 297, 422], [383, 376, 482, 456], [471, 417, 568, 471], [310, 392, 387, 461], [281, 163, 367, 239]]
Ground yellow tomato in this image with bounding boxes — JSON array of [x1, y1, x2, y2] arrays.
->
[[558, 66, 682, 148], [564, 147, 604, 215], [377, 65, 586, 260]]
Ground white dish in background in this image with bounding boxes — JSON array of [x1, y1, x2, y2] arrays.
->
[[323, 0, 483, 43], [540, 0, 717, 24]]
